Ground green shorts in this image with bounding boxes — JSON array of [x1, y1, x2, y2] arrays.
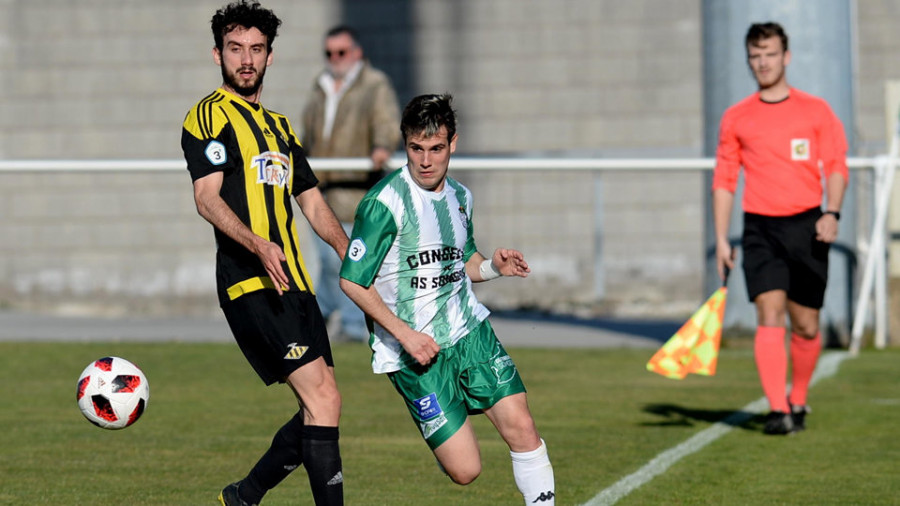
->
[[387, 319, 526, 450]]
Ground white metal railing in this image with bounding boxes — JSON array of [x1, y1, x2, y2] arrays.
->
[[0, 156, 892, 350], [0, 156, 878, 172]]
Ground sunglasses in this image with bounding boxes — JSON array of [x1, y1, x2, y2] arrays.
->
[[325, 49, 349, 59]]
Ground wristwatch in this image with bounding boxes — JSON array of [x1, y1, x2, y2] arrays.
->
[[824, 210, 841, 221]]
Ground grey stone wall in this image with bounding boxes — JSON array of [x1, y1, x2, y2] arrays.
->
[[2, 0, 900, 322], [0, 170, 217, 316]]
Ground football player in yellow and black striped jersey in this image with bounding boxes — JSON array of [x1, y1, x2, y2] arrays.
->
[[181, 2, 346, 505]]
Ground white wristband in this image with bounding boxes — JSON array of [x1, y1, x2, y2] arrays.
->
[[479, 259, 501, 281]]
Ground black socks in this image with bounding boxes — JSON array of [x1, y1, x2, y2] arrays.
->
[[301, 425, 343, 505], [241, 411, 304, 503], [238, 414, 343, 505]]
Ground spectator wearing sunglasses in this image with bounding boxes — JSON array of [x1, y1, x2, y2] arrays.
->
[[301, 25, 401, 343]]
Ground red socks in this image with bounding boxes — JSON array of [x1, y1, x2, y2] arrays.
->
[[788, 332, 822, 407], [754, 326, 789, 412], [755, 327, 823, 412]]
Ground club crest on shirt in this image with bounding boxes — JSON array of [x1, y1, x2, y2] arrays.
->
[[458, 206, 469, 229], [791, 138, 810, 161]]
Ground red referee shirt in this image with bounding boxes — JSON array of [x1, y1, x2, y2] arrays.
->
[[713, 88, 849, 216]]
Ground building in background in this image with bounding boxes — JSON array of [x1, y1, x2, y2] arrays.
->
[[2, 0, 900, 343]]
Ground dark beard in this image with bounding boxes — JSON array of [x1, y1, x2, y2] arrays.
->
[[221, 64, 265, 97]]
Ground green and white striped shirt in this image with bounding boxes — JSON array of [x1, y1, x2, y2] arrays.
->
[[340, 166, 490, 373]]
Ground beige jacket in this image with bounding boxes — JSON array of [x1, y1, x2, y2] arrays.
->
[[300, 62, 401, 222]]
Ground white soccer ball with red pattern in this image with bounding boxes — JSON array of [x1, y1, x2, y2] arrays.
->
[[76, 356, 150, 430]]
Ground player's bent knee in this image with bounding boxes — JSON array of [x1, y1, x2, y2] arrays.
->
[[791, 324, 819, 340], [446, 463, 481, 485], [493, 412, 540, 449], [313, 385, 342, 415], [510, 414, 538, 434], [288, 375, 342, 424]]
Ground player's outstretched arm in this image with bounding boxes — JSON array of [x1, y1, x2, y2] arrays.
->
[[296, 187, 349, 260], [193, 172, 290, 294], [492, 248, 530, 278], [340, 277, 440, 365], [466, 249, 530, 282]]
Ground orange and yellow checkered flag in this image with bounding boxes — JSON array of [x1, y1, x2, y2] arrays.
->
[[646, 286, 727, 379]]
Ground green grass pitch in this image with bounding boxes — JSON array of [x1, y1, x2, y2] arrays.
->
[[0, 341, 897, 505]]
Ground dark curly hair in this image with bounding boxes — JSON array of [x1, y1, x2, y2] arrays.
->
[[745, 22, 788, 54], [211, 1, 282, 52], [401, 94, 457, 144]]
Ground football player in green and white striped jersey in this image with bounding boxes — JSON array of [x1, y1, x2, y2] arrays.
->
[[340, 94, 555, 505]]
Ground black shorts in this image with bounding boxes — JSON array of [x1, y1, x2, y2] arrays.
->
[[222, 290, 334, 385], [741, 207, 829, 309]]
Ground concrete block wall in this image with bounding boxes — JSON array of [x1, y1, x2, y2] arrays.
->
[[0, 171, 219, 316], [0, 1, 334, 159], [2, 0, 900, 322], [407, 1, 707, 316]]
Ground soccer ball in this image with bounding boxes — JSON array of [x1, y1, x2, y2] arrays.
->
[[76, 356, 150, 429]]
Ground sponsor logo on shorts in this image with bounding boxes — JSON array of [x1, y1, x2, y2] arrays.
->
[[414, 392, 443, 419], [491, 343, 518, 385], [419, 413, 448, 439], [205, 141, 227, 165], [348, 238, 367, 262], [791, 138, 810, 161], [284, 343, 308, 360]]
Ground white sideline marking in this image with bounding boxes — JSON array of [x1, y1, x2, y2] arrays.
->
[[580, 351, 850, 506]]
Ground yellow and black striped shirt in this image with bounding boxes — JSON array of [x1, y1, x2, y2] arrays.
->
[[181, 88, 318, 305]]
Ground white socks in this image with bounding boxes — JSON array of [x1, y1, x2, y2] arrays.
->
[[511, 439, 555, 505]]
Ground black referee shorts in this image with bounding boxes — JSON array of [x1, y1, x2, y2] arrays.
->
[[741, 207, 830, 309], [222, 289, 334, 385]]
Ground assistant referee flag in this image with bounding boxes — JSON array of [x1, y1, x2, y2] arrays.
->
[[646, 286, 727, 380]]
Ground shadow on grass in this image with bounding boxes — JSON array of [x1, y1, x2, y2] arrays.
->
[[491, 309, 680, 343], [642, 404, 766, 432]]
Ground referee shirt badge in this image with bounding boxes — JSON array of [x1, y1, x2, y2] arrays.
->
[[791, 138, 810, 161], [284, 343, 308, 360]]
